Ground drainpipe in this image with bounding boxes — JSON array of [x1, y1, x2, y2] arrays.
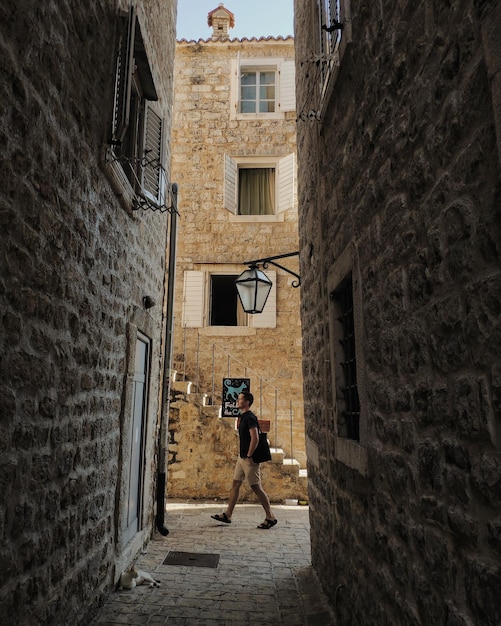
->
[[156, 183, 178, 536]]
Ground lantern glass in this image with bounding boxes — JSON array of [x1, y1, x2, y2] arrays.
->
[[235, 266, 272, 314]]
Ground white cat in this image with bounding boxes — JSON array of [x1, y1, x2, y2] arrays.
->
[[119, 566, 161, 589]]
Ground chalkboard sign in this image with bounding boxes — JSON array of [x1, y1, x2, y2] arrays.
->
[[222, 378, 250, 417]]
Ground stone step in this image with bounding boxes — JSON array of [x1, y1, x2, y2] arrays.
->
[[170, 369, 181, 382], [281, 458, 301, 476], [270, 447, 285, 463], [171, 380, 194, 394]]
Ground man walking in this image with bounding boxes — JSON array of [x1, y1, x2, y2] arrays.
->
[[211, 391, 277, 529]]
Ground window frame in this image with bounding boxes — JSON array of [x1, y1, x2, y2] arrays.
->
[[315, 0, 352, 118], [237, 165, 276, 216], [230, 57, 296, 120], [240, 68, 277, 114], [327, 245, 368, 475], [330, 274, 360, 441], [209, 273, 248, 327], [182, 268, 277, 332], [105, 6, 166, 212], [223, 154, 296, 222]]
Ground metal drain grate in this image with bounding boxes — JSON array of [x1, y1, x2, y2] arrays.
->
[[162, 551, 220, 568]]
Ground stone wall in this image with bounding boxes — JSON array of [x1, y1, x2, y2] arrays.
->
[[295, 0, 501, 624], [169, 35, 306, 480], [167, 390, 308, 502], [0, 1, 177, 624]]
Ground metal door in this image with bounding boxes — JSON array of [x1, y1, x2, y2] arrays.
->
[[123, 334, 149, 545]]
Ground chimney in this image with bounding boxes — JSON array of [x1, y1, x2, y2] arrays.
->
[[207, 3, 235, 39]]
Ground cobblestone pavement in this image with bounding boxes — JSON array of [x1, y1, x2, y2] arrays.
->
[[89, 500, 335, 626]]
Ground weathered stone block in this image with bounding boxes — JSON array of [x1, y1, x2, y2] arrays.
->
[[464, 557, 501, 625]]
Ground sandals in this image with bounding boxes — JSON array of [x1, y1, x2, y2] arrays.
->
[[257, 518, 278, 529], [211, 513, 231, 524], [211, 513, 277, 528]]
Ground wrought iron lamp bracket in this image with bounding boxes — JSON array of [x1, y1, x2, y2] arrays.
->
[[243, 251, 300, 287]]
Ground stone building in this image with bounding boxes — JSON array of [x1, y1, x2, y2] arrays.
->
[[168, 5, 306, 500], [295, 1, 501, 624], [0, 1, 177, 624]]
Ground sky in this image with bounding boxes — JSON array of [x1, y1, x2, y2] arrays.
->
[[176, 0, 294, 41]]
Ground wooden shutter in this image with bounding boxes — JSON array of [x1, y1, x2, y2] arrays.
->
[[250, 271, 276, 328], [182, 271, 205, 328], [233, 56, 240, 114], [112, 6, 136, 145], [141, 103, 165, 206], [224, 154, 238, 214], [279, 61, 295, 112], [277, 153, 296, 213]]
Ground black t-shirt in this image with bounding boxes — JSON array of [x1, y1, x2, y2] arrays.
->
[[238, 410, 259, 458]]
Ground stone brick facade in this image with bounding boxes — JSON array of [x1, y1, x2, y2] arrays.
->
[[295, 0, 501, 624], [0, 1, 176, 624], [169, 22, 306, 496]]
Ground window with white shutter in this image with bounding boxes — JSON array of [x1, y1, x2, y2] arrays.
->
[[182, 271, 205, 328], [278, 61, 296, 113], [223, 154, 237, 214], [230, 57, 295, 120], [224, 154, 295, 218], [182, 269, 276, 329], [106, 6, 168, 212], [142, 104, 165, 206], [277, 153, 296, 213]]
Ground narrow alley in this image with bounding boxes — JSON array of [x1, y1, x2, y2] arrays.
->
[[90, 501, 334, 626]]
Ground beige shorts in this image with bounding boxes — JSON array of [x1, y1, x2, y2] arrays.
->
[[233, 456, 261, 486]]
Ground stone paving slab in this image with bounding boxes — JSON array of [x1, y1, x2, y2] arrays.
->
[[89, 500, 335, 626]]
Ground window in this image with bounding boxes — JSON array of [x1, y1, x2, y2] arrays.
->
[[240, 70, 276, 113], [327, 247, 367, 475], [209, 275, 246, 326], [182, 269, 276, 330], [330, 275, 360, 440], [317, 0, 343, 102], [224, 154, 295, 218], [230, 57, 295, 119], [106, 6, 166, 211], [306, 0, 351, 118], [238, 167, 275, 215]]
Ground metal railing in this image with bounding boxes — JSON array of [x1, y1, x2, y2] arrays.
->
[[175, 328, 297, 460]]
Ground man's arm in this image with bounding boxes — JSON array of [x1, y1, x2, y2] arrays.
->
[[247, 426, 259, 459]]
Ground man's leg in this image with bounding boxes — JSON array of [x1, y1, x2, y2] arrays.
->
[[225, 480, 242, 519], [251, 483, 275, 521]]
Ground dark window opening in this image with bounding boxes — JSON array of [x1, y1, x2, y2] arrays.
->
[[210, 275, 241, 326], [331, 275, 360, 441], [116, 80, 143, 188]]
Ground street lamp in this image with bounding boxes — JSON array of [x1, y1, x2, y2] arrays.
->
[[235, 265, 273, 314], [235, 252, 300, 314]]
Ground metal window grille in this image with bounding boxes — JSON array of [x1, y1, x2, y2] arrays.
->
[[331, 276, 360, 441]]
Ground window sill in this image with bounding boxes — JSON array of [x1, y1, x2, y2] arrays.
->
[[199, 326, 257, 337], [233, 112, 286, 121], [335, 436, 367, 476], [228, 213, 285, 223]]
